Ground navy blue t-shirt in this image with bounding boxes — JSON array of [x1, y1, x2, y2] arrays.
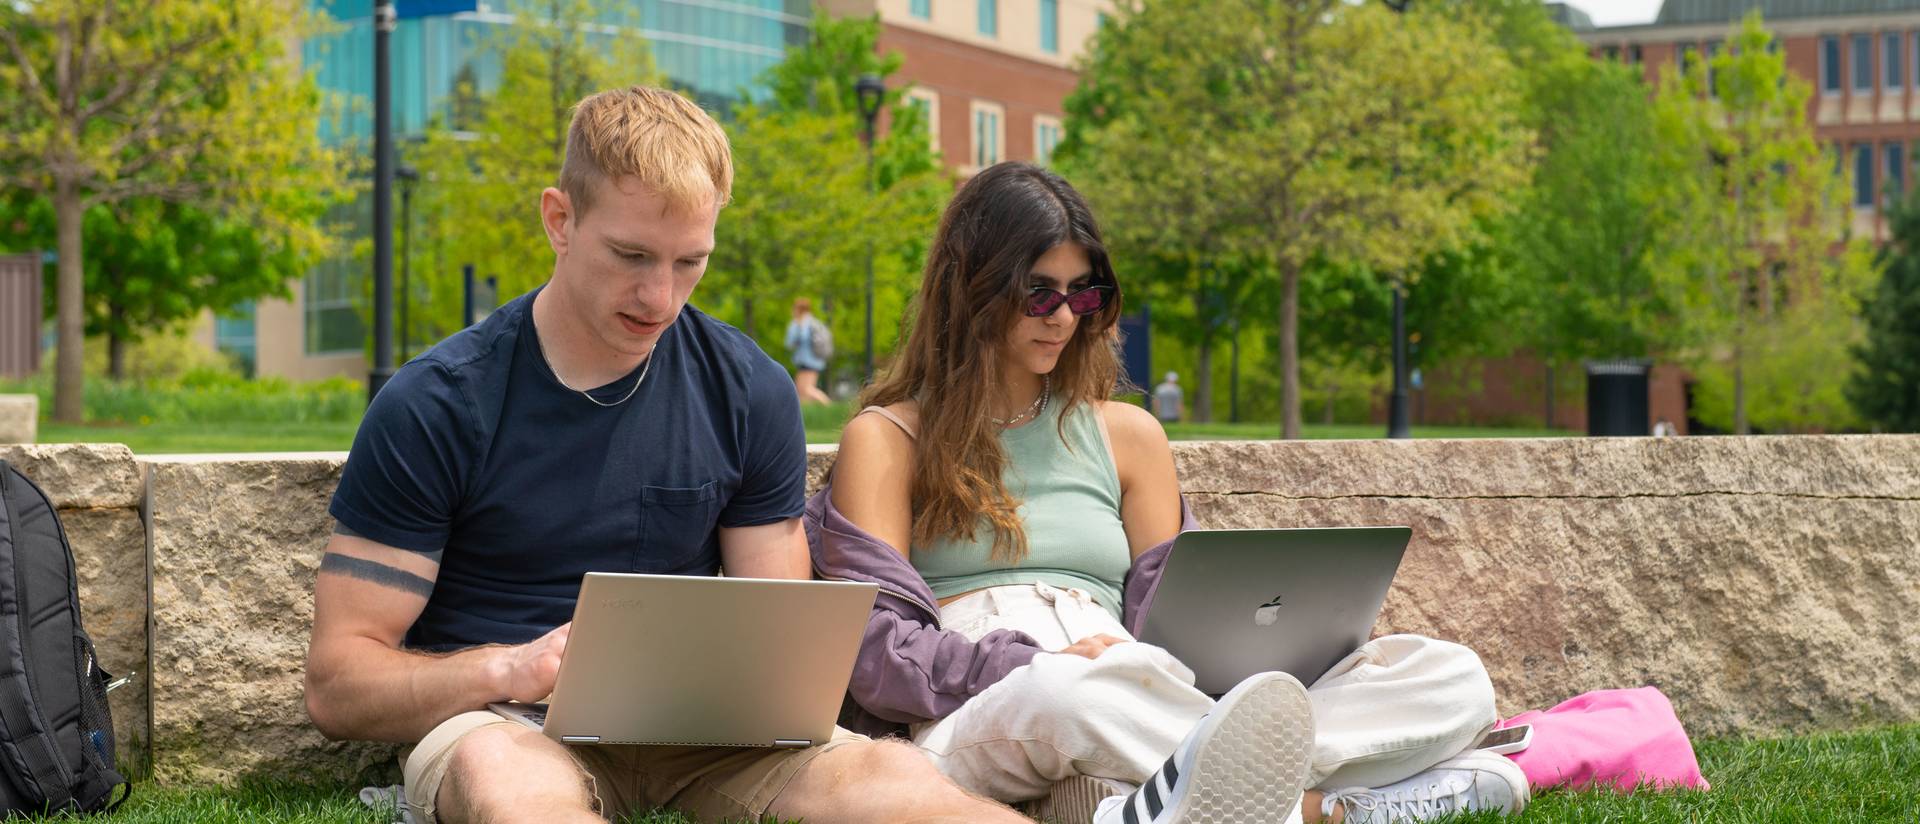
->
[[328, 288, 808, 651]]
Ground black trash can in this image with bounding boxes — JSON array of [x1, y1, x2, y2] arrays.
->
[[1586, 359, 1651, 436]]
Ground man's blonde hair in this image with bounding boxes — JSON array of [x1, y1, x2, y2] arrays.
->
[[558, 85, 733, 217]]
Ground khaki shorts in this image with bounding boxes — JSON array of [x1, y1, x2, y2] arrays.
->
[[402, 710, 865, 823]]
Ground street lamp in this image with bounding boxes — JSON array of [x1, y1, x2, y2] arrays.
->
[[397, 164, 419, 361], [369, 0, 397, 402], [855, 73, 884, 381], [1384, 0, 1411, 439]]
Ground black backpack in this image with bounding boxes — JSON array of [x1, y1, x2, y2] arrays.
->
[[0, 461, 130, 814]]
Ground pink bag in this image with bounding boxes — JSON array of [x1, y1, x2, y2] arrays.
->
[[1497, 687, 1710, 792]]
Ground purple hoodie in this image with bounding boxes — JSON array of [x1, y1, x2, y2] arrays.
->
[[804, 485, 1196, 738]]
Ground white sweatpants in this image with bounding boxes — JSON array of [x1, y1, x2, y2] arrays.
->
[[911, 583, 1497, 803]]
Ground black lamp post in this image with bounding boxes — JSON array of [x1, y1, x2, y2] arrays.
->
[[369, 0, 398, 402], [855, 73, 885, 381], [397, 164, 419, 361], [1388, 280, 1410, 438], [1384, 0, 1411, 439]]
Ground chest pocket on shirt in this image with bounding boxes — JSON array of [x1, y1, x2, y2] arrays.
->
[[636, 482, 722, 572]]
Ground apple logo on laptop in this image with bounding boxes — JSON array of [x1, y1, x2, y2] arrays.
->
[[1255, 595, 1284, 626]]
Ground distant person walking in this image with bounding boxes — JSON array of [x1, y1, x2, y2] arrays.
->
[[1153, 371, 1184, 423], [785, 297, 833, 404]]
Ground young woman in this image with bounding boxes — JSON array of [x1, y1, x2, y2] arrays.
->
[[811, 163, 1525, 824]]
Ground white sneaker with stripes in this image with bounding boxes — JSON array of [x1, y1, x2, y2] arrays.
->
[[1318, 749, 1529, 823], [1092, 671, 1315, 824]]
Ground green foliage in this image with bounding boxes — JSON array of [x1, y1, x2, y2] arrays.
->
[[1508, 47, 1680, 361], [0, 370, 362, 426], [1064, 0, 1533, 437], [0, 0, 350, 420], [1850, 187, 1920, 432], [1652, 12, 1870, 434], [0, 194, 323, 372], [706, 13, 948, 373], [404, 0, 663, 341]]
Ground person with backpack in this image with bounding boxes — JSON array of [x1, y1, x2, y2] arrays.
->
[[785, 298, 833, 404]]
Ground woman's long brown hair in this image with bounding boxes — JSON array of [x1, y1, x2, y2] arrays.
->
[[860, 162, 1125, 563]]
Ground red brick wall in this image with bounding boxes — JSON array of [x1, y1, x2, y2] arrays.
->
[[1374, 354, 1692, 435], [876, 23, 1079, 175]]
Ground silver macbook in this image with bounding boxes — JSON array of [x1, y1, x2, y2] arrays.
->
[[491, 572, 878, 748], [1136, 527, 1411, 696]]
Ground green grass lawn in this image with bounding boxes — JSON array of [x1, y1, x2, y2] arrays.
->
[[32, 416, 1572, 455], [38, 723, 1918, 822], [37, 421, 365, 454]]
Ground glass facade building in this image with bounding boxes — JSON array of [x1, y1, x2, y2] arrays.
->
[[291, 0, 810, 357]]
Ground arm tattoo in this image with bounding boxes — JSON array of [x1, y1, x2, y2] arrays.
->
[[320, 553, 435, 598]]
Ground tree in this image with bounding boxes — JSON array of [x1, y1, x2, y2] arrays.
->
[[406, 0, 661, 330], [1654, 12, 1864, 434], [1066, 0, 1532, 437], [0, 0, 345, 421], [0, 194, 325, 379], [707, 13, 948, 374], [1850, 189, 1920, 431]]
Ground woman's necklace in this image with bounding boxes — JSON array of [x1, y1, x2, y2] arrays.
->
[[992, 375, 1051, 427], [537, 333, 651, 408]]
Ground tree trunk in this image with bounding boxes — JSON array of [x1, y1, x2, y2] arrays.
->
[[1228, 326, 1241, 423], [108, 332, 124, 382], [1733, 341, 1749, 435], [1193, 339, 1213, 423], [107, 300, 126, 381], [1544, 361, 1555, 430], [53, 179, 85, 423], [1280, 262, 1302, 439]]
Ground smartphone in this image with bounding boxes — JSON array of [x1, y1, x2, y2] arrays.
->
[[1474, 724, 1532, 755]]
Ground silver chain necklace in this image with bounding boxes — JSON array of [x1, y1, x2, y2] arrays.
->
[[536, 333, 652, 408], [992, 375, 1051, 427]]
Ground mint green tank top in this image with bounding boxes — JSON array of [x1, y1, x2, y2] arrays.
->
[[900, 400, 1132, 619]]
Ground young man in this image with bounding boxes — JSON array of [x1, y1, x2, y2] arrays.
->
[[303, 86, 1026, 824]]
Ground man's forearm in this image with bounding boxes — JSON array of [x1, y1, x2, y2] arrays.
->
[[307, 638, 511, 744]]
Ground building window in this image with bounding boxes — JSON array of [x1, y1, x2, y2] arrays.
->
[[1888, 143, 1906, 208], [1628, 44, 1642, 64], [1853, 33, 1873, 92], [977, 0, 996, 37], [904, 88, 940, 151], [1034, 116, 1063, 166], [1822, 35, 1841, 94], [1855, 143, 1876, 208], [910, 0, 930, 19], [971, 101, 1003, 169], [1040, 0, 1059, 54], [1888, 31, 1906, 90], [1602, 45, 1620, 61], [214, 302, 257, 377], [1678, 42, 1695, 76]]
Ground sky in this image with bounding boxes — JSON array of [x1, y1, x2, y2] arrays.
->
[[1562, 0, 1664, 26]]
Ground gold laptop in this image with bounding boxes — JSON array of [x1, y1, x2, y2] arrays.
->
[[490, 572, 878, 748]]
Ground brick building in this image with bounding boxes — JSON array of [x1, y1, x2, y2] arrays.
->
[[1417, 0, 1920, 435], [1564, 0, 1920, 243], [822, 0, 1111, 176]]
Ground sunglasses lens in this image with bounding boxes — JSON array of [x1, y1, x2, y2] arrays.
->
[[1066, 288, 1108, 316], [1027, 289, 1065, 316]]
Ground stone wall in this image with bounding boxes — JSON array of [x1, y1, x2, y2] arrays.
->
[[145, 454, 395, 785], [0, 445, 148, 773], [11, 436, 1920, 784]]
